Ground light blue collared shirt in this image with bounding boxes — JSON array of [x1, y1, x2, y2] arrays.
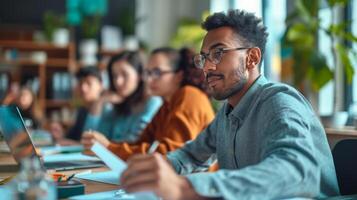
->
[[167, 76, 339, 199]]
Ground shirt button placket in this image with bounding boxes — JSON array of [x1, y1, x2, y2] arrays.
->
[[230, 116, 240, 168]]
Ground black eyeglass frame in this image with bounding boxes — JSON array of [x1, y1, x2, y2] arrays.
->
[[143, 68, 175, 80], [193, 47, 251, 69]]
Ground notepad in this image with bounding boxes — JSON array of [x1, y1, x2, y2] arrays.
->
[[75, 142, 126, 185], [43, 152, 100, 163], [69, 189, 159, 200], [0, 186, 11, 195], [39, 145, 84, 156], [91, 142, 127, 173], [74, 143, 159, 199], [75, 170, 119, 185]]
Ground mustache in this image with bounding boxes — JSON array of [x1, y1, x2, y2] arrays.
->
[[205, 73, 224, 81]]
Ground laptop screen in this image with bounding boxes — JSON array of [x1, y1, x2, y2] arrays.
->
[[0, 105, 41, 164]]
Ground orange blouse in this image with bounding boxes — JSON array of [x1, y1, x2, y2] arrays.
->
[[107, 85, 215, 160]]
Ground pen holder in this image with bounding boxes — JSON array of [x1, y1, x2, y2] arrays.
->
[[57, 179, 85, 199]]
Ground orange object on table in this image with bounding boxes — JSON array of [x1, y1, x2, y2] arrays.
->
[[50, 173, 68, 182]]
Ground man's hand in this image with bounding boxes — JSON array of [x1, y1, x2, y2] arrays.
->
[[120, 153, 204, 200], [88, 91, 123, 115], [80, 131, 110, 151], [102, 91, 123, 104]]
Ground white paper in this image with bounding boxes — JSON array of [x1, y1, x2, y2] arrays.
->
[[91, 142, 127, 173], [39, 145, 84, 155], [76, 143, 159, 199], [43, 152, 100, 163], [0, 186, 11, 196], [75, 170, 119, 185], [69, 189, 159, 200]]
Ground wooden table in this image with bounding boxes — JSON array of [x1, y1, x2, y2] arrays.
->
[[325, 127, 357, 149], [0, 152, 119, 196]]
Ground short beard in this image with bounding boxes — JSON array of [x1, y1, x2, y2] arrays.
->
[[210, 62, 247, 100], [211, 75, 247, 100]]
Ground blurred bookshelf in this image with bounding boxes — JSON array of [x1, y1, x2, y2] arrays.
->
[[0, 35, 77, 122]]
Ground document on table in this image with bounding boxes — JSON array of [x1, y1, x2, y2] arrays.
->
[[74, 142, 159, 199], [75, 170, 120, 185], [0, 186, 11, 195], [91, 142, 127, 173], [75, 142, 126, 185], [39, 145, 84, 155], [69, 190, 159, 200], [43, 152, 100, 163]]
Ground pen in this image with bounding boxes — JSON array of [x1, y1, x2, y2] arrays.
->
[[147, 140, 160, 154], [67, 173, 75, 181]]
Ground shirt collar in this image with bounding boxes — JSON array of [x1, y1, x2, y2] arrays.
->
[[227, 75, 268, 121]]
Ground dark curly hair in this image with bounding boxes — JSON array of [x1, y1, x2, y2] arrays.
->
[[202, 9, 268, 68], [75, 66, 102, 81], [107, 51, 146, 115]]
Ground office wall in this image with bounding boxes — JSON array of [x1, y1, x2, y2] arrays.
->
[[136, 0, 209, 49], [0, 0, 209, 49], [0, 0, 134, 27]]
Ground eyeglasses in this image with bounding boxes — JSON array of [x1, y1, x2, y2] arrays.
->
[[193, 47, 251, 69], [143, 68, 175, 80]]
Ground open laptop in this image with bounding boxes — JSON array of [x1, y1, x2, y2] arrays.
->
[[0, 105, 104, 171]]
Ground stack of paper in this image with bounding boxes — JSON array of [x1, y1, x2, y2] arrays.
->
[[43, 152, 100, 163], [72, 142, 159, 199], [69, 190, 159, 200]]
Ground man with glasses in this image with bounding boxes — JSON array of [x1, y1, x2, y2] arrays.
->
[[120, 10, 339, 199]]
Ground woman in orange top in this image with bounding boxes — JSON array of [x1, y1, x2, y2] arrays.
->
[[81, 47, 215, 160]]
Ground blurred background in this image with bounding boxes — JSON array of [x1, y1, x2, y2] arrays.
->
[[0, 0, 356, 131]]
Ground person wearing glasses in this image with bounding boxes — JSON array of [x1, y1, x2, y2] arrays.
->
[[80, 51, 162, 144], [81, 47, 215, 160], [119, 10, 339, 200]]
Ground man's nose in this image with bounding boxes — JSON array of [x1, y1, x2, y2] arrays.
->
[[202, 60, 217, 74]]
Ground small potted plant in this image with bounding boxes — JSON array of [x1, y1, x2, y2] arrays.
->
[[43, 11, 69, 46], [79, 14, 101, 66]]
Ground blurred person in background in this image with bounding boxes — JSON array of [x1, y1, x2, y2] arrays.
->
[[50, 66, 104, 145], [80, 51, 162, 145], [81, 47, 215, 161], [2, 84, 42, 129], [180, 48, 208, 93]]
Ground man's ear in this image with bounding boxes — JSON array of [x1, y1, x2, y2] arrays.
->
[[246, 47, 261, 69]]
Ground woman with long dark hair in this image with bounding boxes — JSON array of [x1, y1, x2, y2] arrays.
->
[[82, 51, 162, 142], [82, 47, 215, 160]]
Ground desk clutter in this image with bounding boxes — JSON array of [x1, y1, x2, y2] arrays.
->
[[0, 142, 160, 199], [4, 157, 57, 200], [57, 180, 85, 199]]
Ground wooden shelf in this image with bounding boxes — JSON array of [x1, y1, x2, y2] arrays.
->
[[46, 59, 71, 68], [99, 48, 124, 57], [0, 40, 71, 51], [0, 37, 77, 123], [0, 58, 70, 67]]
